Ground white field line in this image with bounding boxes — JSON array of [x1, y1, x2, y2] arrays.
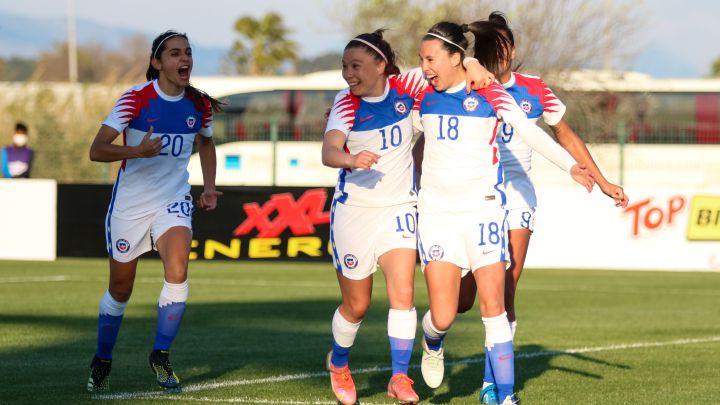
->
[[3, 276, 720, 297], [93, 335, 720, 401]]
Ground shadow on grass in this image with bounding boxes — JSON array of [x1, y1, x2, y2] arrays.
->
[[426, 342, 630, 404]]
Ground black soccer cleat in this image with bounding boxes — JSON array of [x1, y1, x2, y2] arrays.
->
[[149, 349, 181, 391], [87, 355, 112, 392]]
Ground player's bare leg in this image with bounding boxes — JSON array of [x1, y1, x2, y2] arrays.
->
[[149, 226, 192, 391], [420, 262, 462, 388]]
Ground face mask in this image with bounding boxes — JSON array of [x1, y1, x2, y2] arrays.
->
[[12, 133, 28, 147]]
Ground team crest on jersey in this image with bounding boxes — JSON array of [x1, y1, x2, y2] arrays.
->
[[520, 100, 533, 113], [463, 96, 479, 112], [395, 101, 408, 115], [186, 115, 196, 128], [344, 254, 359, 269], [428, 245, 444, 261], [116, 239, 130, 253]]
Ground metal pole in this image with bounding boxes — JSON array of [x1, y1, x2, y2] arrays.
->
[[270, 119, 278, 186], [618, 119, 626, 187], [67, 0, 78, 83]]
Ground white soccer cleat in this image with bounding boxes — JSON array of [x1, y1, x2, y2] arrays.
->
[[500, 394, 519, 404], [420, 338, 445, 389]]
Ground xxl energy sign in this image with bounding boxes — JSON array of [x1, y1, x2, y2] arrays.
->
[[190, 187, 333, 261]]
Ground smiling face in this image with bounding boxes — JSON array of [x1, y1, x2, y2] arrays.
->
[[341, 46, 386, 97], [152, 36, 193, 96], [419, 39, 464, 92]]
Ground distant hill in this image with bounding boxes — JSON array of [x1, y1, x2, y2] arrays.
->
[[0, 10, 225, 75]]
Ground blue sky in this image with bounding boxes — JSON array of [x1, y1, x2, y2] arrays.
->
[[0, 0, 718, 78]]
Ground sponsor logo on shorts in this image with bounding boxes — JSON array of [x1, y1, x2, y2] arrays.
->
[[344, 254, 358, 269], [463, 96, 479, 112], [429, 245, 444, 260], [186, 115, 196, 128], [395, 101, 408, 115], [116, 239, 130, 253], [520, 100, 532, 113]]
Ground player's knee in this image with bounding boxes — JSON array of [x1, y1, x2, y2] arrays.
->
[[342, 300, 370, 322], [431, 312, 455, 331], [388, 285, 414, 309], [108, 283, 133, 302]]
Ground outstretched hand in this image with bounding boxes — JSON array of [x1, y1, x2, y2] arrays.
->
[[570, 163, 595, 193], [197, 189, 223, 211], [600, 182, 629, 208], [137, 126, 161, 157]]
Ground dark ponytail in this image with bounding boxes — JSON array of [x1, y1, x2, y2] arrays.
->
[[147, 30, 224, 113], [463, 19, 512, 76], [345, 29, 401, 76], [487, 11, 514, 47]]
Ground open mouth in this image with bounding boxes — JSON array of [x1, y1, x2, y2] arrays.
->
[[425, 74, 439, 87], [178, 65, 191, 80]]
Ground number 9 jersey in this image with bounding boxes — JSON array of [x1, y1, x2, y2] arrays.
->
[[325, 69, 427, 207], [102, 80, 213, 219]]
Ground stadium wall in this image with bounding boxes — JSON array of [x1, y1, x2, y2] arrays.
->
[[0, 179, 56, 260]]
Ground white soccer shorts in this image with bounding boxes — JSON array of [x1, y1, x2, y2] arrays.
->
[[505, 207, 535, 232], [418, 207, 509, 273], [330, 201, 417, 280], [106, 199, 193, 262]]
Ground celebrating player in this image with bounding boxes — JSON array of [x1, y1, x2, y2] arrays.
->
[[86, 30, 223, 392], [322, 30, 492, 405], [449, 12, 630, 404], [414, 21, 594, 405]]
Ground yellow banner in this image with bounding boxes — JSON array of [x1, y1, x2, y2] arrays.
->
[[687, 195, 720, 241]]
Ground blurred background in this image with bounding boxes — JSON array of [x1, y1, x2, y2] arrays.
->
[[0, 0, 718, 269]]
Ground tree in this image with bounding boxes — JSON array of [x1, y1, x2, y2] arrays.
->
[[711, 57, 720, 77], [341, 0, 641, 76], [33, 34, 149, 83], [229, 12, 299, 75]]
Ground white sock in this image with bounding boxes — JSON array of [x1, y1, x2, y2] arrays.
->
[[388, 307, 417, 339], [482, 312, 512, 348], [159, 280, 189, 307], [422, 310, 449, 339], [99, 290, 128, 316], [332, 308, 361, 347], [510, 320, 517, 339]]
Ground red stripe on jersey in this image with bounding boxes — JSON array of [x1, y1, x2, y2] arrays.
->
[[490, 119, 500, 164], [413, 86, 436, 111], [333, 93, 361, 131], [392, 70, 427, 99], [112, 83, 157, 126], [199, 97, 213, 129], [514, 73, 563, 114], [479, 82, 517, 115]]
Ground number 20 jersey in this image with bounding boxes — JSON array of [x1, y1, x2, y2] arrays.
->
[[325, 69, 427, 207], [102, 80, 213, 219]]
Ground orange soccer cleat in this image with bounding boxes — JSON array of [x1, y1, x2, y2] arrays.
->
[[387, 373, 420, 404], [326, 351, 357, 405]]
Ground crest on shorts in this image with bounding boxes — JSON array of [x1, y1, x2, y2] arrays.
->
[[520, 100, 532, 113], [428, 245, 444, 261], [186, 115, 196, 128], [344, 254, 358, 269], [116, 239, 130, 253], [463, 96, 479, 112], [395, 101, 408, 115]]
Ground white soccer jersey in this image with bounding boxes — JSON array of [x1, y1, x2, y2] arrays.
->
[[498, 73, 566, 209], [415, 81, 515, 214], [325, 68, 427, 207], [103, 80, 213, 219]]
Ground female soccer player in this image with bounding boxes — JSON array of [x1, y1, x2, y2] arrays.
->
[[414, 21, 594, 405], [322, 30, 492, 405], [86, 30, 223, 392], [452, 13, 629, 404]]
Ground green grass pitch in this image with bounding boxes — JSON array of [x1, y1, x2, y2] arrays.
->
[[0, 258, 718, 404]]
